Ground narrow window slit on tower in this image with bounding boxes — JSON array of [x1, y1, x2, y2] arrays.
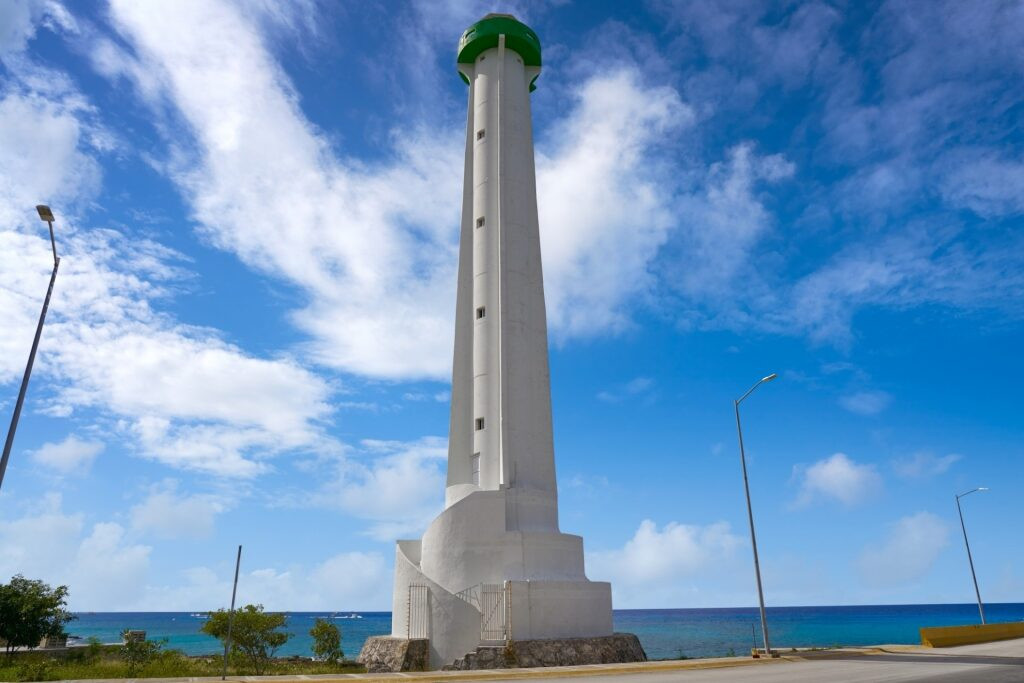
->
[[475, 417, 485, 430], [476, 306, 486, 319], [476, 216, 485, 228], [471, 453, 480, 485], [477, 129, 486, 140]]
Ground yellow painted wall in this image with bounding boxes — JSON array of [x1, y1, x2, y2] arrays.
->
[[920, 622, 1024, 647]]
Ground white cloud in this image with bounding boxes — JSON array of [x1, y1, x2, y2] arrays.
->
[[774, 226, 1024, 346], [0, 92, 100, 248], [98, 1, 699, 379], [73, 522, 152, 608], [140, 551, 390, 612], [940, 152, 1024, 218], [838, 390, 892, 416], [795, 453, 882, 507], [669, 142, 794, 304], [0, 494, 152, 611], [49, 318, 336, 476], [651, 1, 1024, 344], [658, 1, 841, 101], [859, 512, 949, 587], [28, 435, 104, 474], [85, 0, 1024, 373], [0, 17, 339, 478], [308, 437, 447, 541], [892, 452, 961, 479], [0, 0, 43, 58], [0, 493, 82, 580], [402, 391, 448, 403], [588, 519, 743, 608], [596, 376, 655, 403], [537, 69, 693, 338], [0, 227, 337, 476], [131, 482, 224, 539], [102, 0, 462, 380], [0, 493, 388, 610]]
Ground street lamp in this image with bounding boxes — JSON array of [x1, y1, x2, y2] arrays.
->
[[734, 373, 777, 658], [955, 487, 988, 624], [0, 206, 61, 492]]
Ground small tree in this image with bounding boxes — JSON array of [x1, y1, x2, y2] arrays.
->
[[201, 604, 290, 674], [0, 575, 75, 657], [309, 618, 343, 663], [119, 630, 162, 674]]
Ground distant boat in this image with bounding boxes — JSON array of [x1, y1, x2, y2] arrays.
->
[[190, 613, 209, 618], [334, 613, 362, 619]]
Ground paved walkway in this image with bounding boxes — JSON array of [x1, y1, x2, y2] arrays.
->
[[57, 638, 1024, 683]]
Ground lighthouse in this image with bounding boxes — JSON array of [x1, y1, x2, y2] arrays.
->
[[360, 14, 644, 671]]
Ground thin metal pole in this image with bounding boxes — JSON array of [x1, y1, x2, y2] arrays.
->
[[956, 495, 985, 624], [222, 545, 242, 680], [47, 220, 57, 265], [0, 232, 60, 493], [735, 399, 771, 657]]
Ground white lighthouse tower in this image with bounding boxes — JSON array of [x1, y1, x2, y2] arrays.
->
[[361, 15, 643, 671]]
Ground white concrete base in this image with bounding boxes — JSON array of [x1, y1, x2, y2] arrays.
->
[[390, 486, 614, 668], [391, 540, 481, 669], [420, 488, 586, 593], [507, 580, 612, 640]]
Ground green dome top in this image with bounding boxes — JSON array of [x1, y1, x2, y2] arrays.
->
[[457, 14, 542, 68]]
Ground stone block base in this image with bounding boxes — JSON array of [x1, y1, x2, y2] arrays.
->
[[357, 636, 429, 673], [446, 633, 646, 670]]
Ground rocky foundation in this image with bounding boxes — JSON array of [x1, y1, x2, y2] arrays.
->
[[446, 633, 647, 670], [357, 636, 429, 673]]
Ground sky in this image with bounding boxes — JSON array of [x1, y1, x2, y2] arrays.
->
[[0, 0, 1022, 612]]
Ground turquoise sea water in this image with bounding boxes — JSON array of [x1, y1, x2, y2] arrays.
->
[[65, 604, 1024, 660]]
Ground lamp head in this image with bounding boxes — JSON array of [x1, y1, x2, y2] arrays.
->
[[36, 205, 55, 222], [762, 373, 778, 383], [978, 487, 989, 491]]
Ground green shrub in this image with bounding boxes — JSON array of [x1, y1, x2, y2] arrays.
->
[[13, 659, 56, 682], [309, 619, 343, 663], [201, 604, 290, 674], [119, 631, 164, 674]]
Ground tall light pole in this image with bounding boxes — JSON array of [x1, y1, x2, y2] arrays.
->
[[955, 487, 988, 624], [221, 545, 242, 680], [0, 205, 61, 493], [734, 372, 777, 657]]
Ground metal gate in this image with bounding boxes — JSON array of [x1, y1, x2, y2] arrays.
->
[[480, 583, 508, 641], [407, 584, 429, 638]]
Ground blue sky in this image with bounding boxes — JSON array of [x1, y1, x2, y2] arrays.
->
[[1, 0, 1022, 612]]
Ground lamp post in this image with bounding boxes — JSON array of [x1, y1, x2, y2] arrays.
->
[[0, 206, 61, 493], [955, 487, 988, 624], [734, 372, 777, 657], [222, 545, 242, 680]]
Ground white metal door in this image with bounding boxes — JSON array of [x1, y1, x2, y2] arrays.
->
[[480, 583, 507, 641]]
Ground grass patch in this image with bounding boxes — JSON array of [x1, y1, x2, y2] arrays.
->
[[0, 647, 365, 681]]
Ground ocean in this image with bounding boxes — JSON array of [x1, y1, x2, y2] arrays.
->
[[65, 604, 1024, 661]]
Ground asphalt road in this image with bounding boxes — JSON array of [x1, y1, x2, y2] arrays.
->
[[489, 640, 1024, 683]]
